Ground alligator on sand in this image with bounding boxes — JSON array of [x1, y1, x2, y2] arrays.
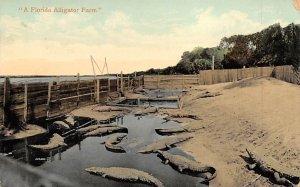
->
[[246, 148, 300, 187]]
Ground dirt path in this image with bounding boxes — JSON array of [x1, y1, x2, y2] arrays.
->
[[172, 77, 300, 187]]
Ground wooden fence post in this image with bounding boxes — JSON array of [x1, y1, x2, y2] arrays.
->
[[116, 74, 119, 92], [55, 76, 61, 109], [182, 75, 184, 89], [56, 76, 60, 85], [157, 76, 160, 89], [96, 79, 100, 103], [24, 83, 28, 123], [127, 76, 130, 91], [46, 81, 53, 117], [120, 71, 123, 93], [197, 74, 200, 85], [3, 77, 10, 126], [77, 73, 80, 106], [108, 78, 111, 94]]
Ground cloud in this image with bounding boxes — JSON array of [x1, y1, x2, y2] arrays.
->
[[0, 8, 289, 75]]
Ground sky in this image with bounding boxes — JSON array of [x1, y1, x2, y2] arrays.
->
[[0, 0, 299, 75]]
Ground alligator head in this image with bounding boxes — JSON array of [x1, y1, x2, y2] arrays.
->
[[85, 167, 106, 176]]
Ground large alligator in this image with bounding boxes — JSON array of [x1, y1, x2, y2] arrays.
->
[[246, 148, 300, 186], [83, 126, 128, 137], [85, 167, 164, 187], [77, 125, 117, 134], [28, 133, 67, 150], [156, 151, 216, 183], [102, 134, 127, 153], [155, 125, 203, 136], [138, 134, 193, 154]]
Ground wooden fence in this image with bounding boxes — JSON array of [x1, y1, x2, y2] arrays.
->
[[273, 65, 300, 85], [144, 67, 274, 89], [1, 65, 298, 127], [0, 75, 143, 127]]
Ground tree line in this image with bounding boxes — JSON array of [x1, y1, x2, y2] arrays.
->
[[135, 23, 300, 75]]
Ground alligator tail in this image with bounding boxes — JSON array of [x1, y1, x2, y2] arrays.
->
[[199, 166, 217, 184]]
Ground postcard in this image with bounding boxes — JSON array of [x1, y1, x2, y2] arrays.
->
[[0, 1, 299, 187]]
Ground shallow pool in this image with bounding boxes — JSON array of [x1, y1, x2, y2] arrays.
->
[[1, 115, 207, 187]]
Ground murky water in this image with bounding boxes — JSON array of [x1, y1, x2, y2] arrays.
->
[[1, 115, 207, 187]]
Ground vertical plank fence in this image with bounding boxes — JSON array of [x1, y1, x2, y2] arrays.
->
[[144, 66, 274, 89], [0, 75, 142, 127]]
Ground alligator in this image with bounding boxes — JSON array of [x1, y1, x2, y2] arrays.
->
[[134, 107, 159, 116], [93, 106, 124, 112], [77, 125, 117, 134], [138, 134, 193, 154], [28, 133, 67, 150], [246, 148, 300, 186], [156, 151, 216, 183], [162, 112, 201, 120], [83, 126, 128, 137], [85, 167, 164, 187], [102, 134, 127, 153], [155, 125, 204, 136], [63, 115, 76, 127], [52, 121, 70, 130], [196, 91, 222, 99]]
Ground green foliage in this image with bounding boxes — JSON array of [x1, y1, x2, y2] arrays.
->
[[135, 22, 300, 75], [221, 23, 300, 68]]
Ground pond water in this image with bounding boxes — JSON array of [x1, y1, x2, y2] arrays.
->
[[0, 115, 207, 187]]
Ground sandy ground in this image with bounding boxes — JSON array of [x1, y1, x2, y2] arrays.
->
[[67, 77, 300, 186], [171, 77, 300, 187], [3, 77, 298, 186]]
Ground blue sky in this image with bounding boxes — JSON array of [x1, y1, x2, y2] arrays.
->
[[0, 0, 299, 75]]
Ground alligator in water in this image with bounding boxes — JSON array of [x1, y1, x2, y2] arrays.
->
[[134, 107, 159, 117], [85, 167, 164, 187], [246, 148, 300, 186], [156, 151, 216, 183], [77, 125, 117, 134], [83, 126, 128, 137], [155, 125, 203, 135], [52, 121, 70, 130], [138, 134, 193, 154], [28, 133, 67, 150], [64, 115, 76, 127], [102, 134, 127, 153]]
